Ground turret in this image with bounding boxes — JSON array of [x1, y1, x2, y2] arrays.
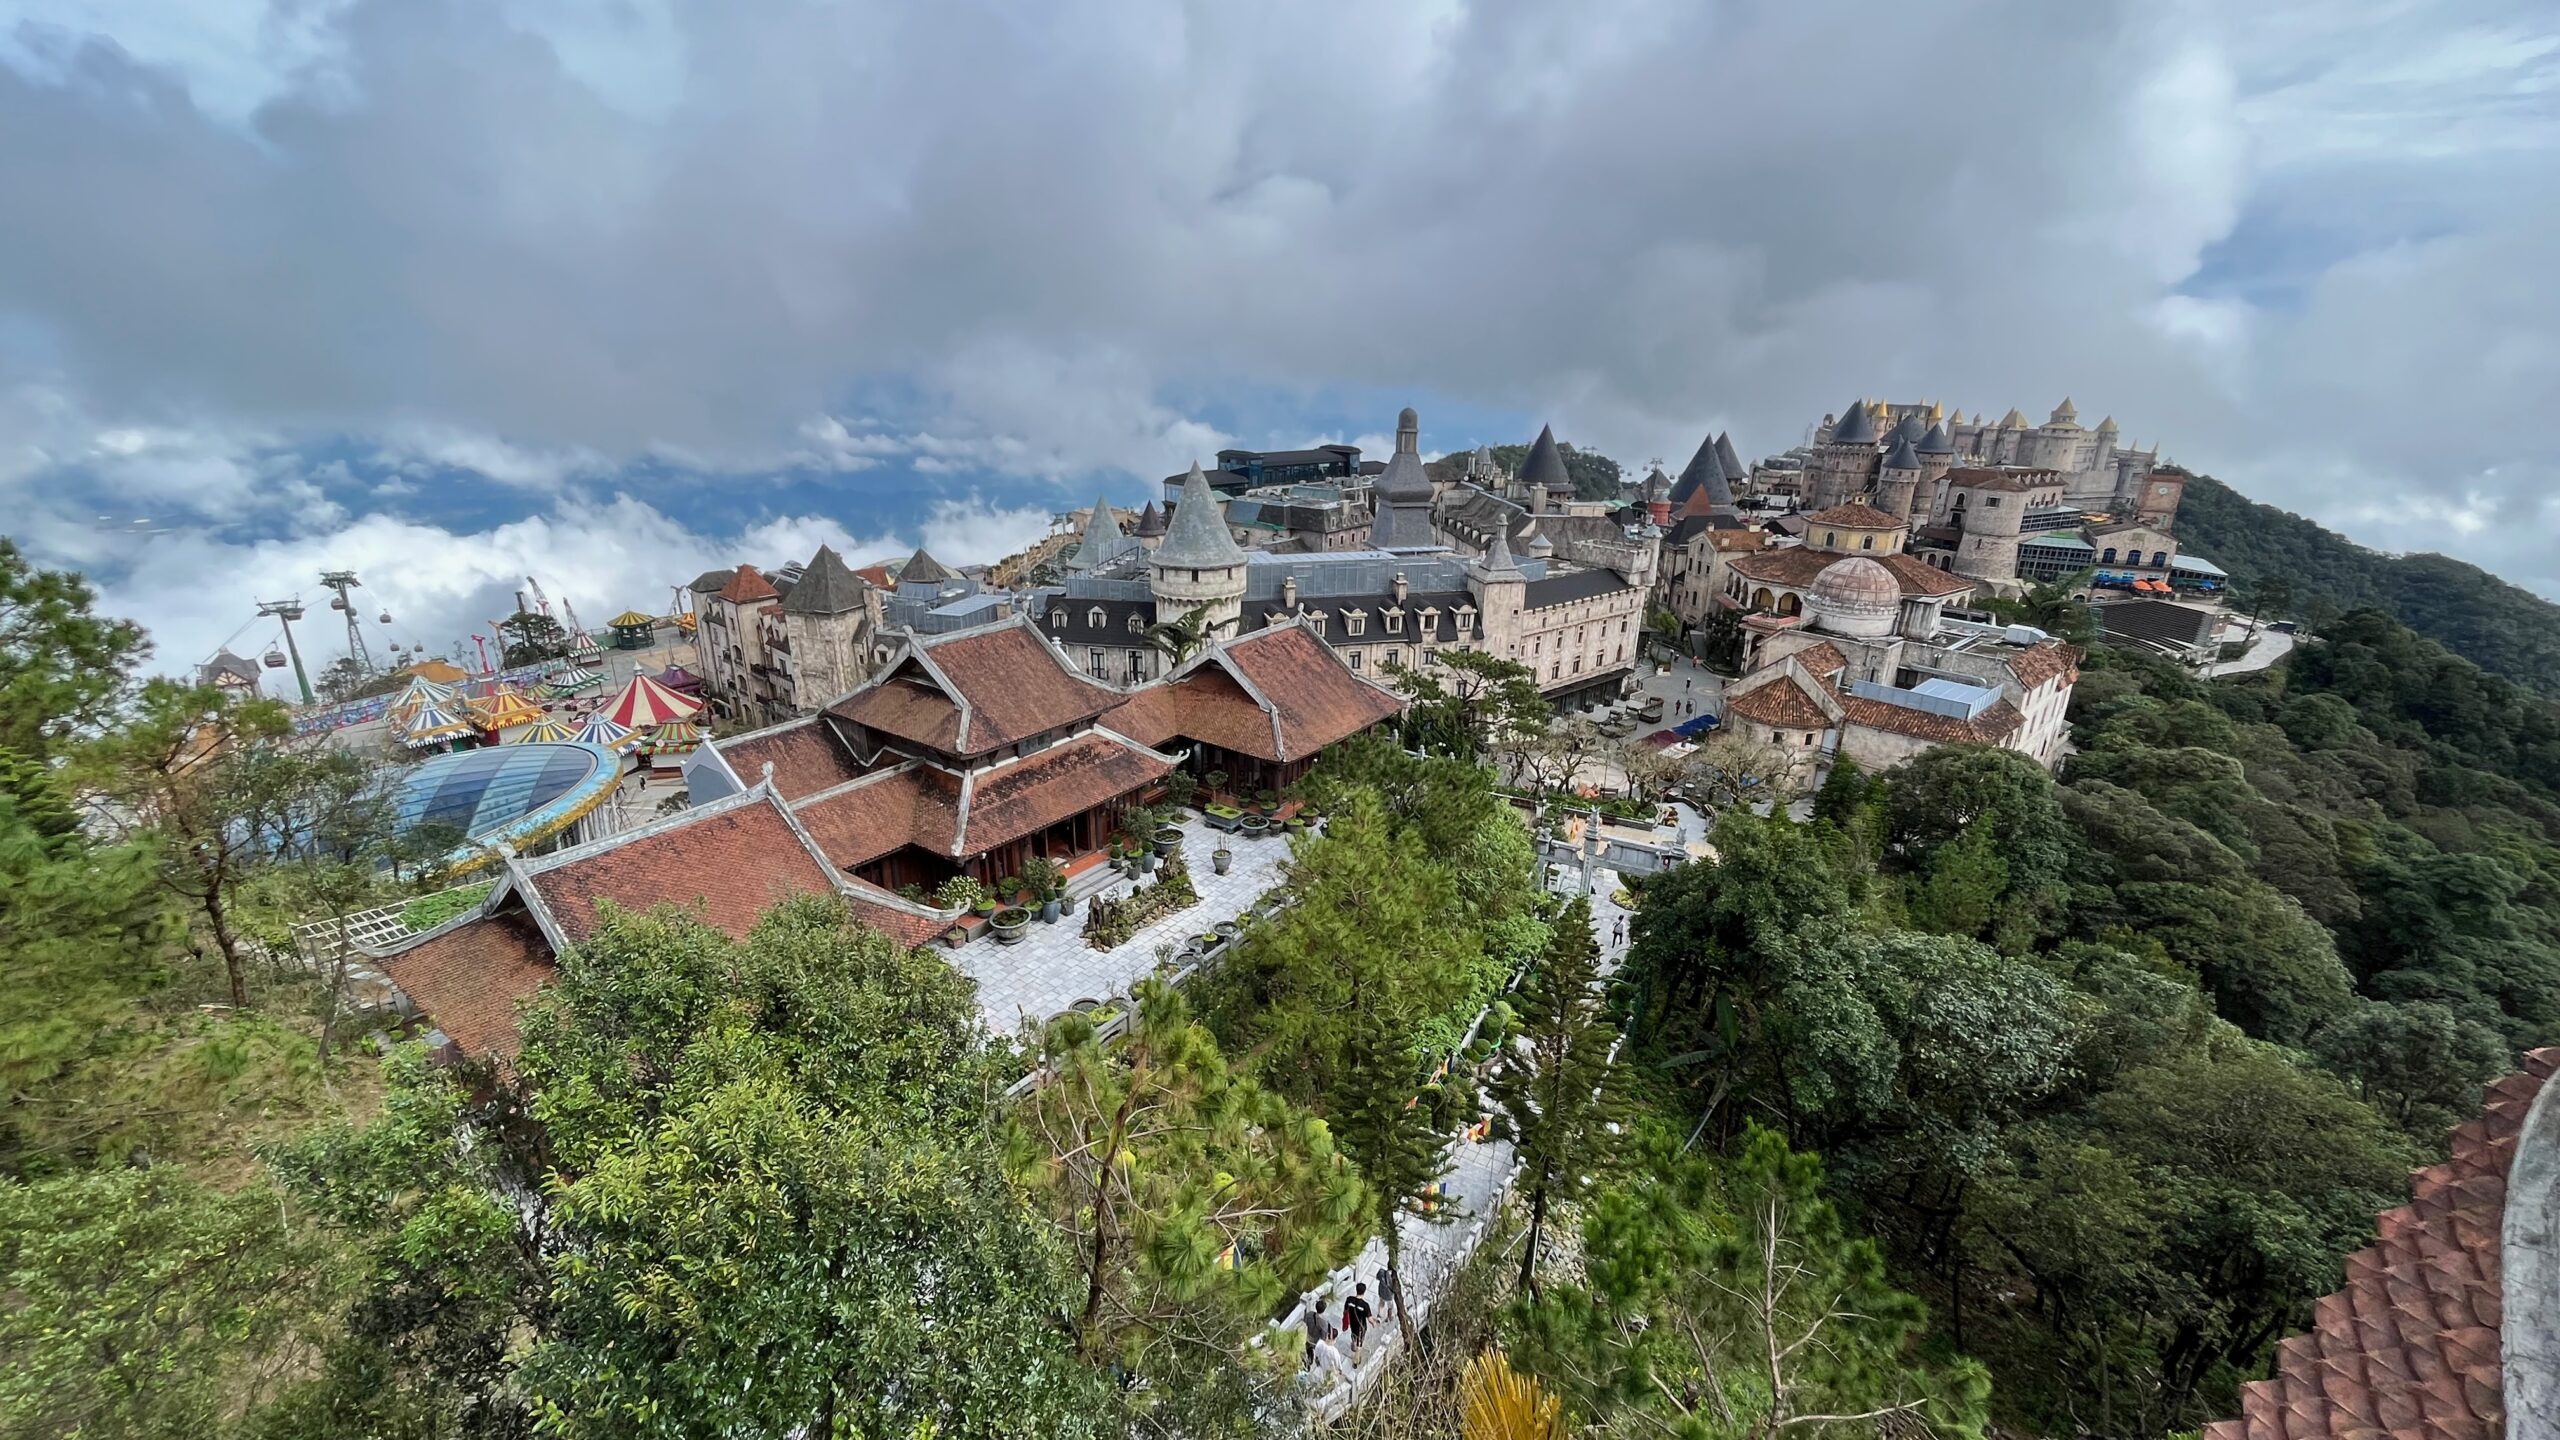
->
[[1370, 405, 1441, 550], [1812, 400, 1880, 510], [1914, 420, 1958, 522], [1948, 473, 2029, 583], [1876, 438, 1922, 521], [1151, 462, 1250, 636]]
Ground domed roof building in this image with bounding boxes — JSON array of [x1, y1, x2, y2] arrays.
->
[[1807, 557, 1901, 639]]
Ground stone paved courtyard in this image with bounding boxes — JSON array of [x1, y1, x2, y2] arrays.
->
[[954, 812, 1297, 1038]]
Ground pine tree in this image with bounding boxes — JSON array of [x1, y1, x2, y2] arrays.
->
[[1330, 1018, 1448, 1344], [1487, 894, 1617, 1293]]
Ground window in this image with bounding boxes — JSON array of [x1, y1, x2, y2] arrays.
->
[[1089, 607, 1106, 628], [1348, 652, 1362, 670], [1127, 613, 1144, 633], [1861, 535, 1874, 550], [1345, 613, 1365, 637], [1089, 649, 1106, 677], [1308, 613, 1327, 635], [1572, 656, 1582, 674], [1550, 661, 1561, 680], [1420, 607, 1439, 630], [1985, 497, 2001, 509], [1532, 636, 1541, 655], [1050, 610, 1065, 629], [1190, 569, 1201, 582], [1384, 610, 1403, 634], [1422, 647, 1438, 665], [2101, 548, 2117, 564], [1387, 648, 1402, 666], [1825, 530, 1838, 547]]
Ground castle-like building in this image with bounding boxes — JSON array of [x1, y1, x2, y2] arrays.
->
[[687, 406, 1654, 728]]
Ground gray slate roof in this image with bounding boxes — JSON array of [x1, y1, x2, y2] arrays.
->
[[898, 548, 956, 585], [1134, 501, 1165, 537], [1829, 401, 1879, 446], [1519, 425, 1573, 492], [1918, 420, 1955, 455], [1716, 432, 1748, 484], [781, 545, 866, 616], [1882, 437, 1922, 471], [1068, 495, 1141, 571], [1154, 463, 1249, 569], [1894, 411, 1928, 445]]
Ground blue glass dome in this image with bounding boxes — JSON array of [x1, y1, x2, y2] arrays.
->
[[390, 741, 621, 859]]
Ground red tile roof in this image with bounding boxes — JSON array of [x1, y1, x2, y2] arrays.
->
[[1874, 551, 1976, 598], [2205, 1049, 2559, 1440], [524, 799, 837, 944], [377, 912, 552, 1064], [959, 735, 1170, 853], [1727, 546, 1974, 600], [831, 621, 1121, 758], [714, 718, 869, 801], [791, 766, 960, 867], [1805, 502, 1905, 529], [1791, 641, 1849, 680], [1837, 693, 2023, 745], [1726, 674, 1834, 731], [1220, 625, 1404, 760], [2006, 639, 2081, 691], [717, 563, 780, 604]]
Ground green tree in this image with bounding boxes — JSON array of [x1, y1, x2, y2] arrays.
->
[[1144, 605, 1228, 666], [1007, 981, 1367, 1424], [0, 1167, 348, 1439], [0, 537, 148, 762], [494, 610, 570, 667], [1386, 649, 1548, 762], [2307, 999, 2511, 1139], [1330, 1016, 1448, 1342], [1486, 895, 1617, 1293], [1203, 790, 1482, 1109], [1984, 568, 2097, 645], [1520, 1124, 1990, 1439], [0, 749, 177, 1166], [282, 898, 1109, 1439]]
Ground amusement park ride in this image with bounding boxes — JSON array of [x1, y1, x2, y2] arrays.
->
[[227, 569, 632, 706]]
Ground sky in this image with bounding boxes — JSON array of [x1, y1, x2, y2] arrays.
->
[[3, 0, 2555, 677]]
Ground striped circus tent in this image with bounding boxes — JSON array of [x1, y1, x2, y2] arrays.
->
[[601, 671, 703, 729], [636, 719, 705, 756], [399, 698, 474, 748], [513, 713, 582, 743], [471, 683, 546, 731], [387, 675, 455, 721], [570, 711, 639, 751], [544, 664, 604, 696], [566, 630, 603, 662]]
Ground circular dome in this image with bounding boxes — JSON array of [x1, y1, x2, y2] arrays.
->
[[389, 741, 621, 862], [1807, 557, 1901, 638]]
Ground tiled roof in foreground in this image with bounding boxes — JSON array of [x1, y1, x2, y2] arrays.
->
[[2204, 1049, 2559, 1440]]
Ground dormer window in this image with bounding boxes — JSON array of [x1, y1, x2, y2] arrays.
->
[[1126, 613, 1144, 634], [1308, 612, 1328, 635], [1345, 613, 1366, 637], [1384, 609, 1404, 634], [1089, 607, 1106, 628], [1420, 607, 1439, 631], [1049, 610, 1065, 629]]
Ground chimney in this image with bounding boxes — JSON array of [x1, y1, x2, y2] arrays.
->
[[1393, 571, 1409, 603], [1281, 574, 1299, 608], [1647, 498, 1672, 527]]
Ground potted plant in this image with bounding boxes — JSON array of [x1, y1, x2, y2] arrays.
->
[[1022, 857, 1065, 923], [1153, 821, 1185, 856], [997, 874, 1023, 906], [942, 925, 967, 951], [1239, 813, 1270, 838], [990, 905, 1032, 945], [936, 875, 984, 915], [1163, 770, 1198, 811], [1212, 919, 1240, 941], [1203, 769, 1228, 802], [1255, 788, 1279, 814], [1212, 845, 1233, 874]]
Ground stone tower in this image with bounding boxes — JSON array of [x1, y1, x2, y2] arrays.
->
[[1467, 526, 1529, 665], [1876, 436, 1923, 521], [1949, 474, 2029, 584], [1369, 406, 1439, 550], [1151, 461, 1250, 636], [780, 544, 877, 708], [1915, 419, 1958, 522], [1811, 399, 1880, 509]]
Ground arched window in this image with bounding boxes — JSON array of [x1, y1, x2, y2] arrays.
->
[[1861, 535, 1874, 550], [2100, 548, 2117, 564], [1752, 587, 1776, 610], [1089, 607, 1106, 628], [1778, 593, 1802, 617], [1049, 610, 1064, 629], [1126, 613, 1144, 633]]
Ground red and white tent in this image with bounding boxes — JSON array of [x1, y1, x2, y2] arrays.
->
[[601, 670, 704, 729]]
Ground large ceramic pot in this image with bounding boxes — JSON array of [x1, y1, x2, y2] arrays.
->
[[1212, 848, 1233, 875], [990, 907, 1032, 946]]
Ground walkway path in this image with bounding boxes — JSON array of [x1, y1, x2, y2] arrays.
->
[[2205, 626, 2295, 677], [1290, 857, 1634, 1419]]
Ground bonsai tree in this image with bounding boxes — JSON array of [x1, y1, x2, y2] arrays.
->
[[1162, 770, 1198, 810], [1204, 768, 1229, 801], [997, 874, 1023, 904], [1022, 855, 1066, 900]]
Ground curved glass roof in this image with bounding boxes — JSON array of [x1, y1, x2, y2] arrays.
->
[[390, 741, 621, 860]]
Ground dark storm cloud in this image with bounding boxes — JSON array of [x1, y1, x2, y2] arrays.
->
[[2, 0, 2556, 591]]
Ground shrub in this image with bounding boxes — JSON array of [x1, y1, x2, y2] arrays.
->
[[935, 875, 984, 912], [398, 881, 492, 933]]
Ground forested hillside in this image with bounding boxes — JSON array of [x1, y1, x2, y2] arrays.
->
[[2176, 473, 2560, 696], [1617, 605, 2560, 1435]]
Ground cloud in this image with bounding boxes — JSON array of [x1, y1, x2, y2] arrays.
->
[[1, 0, 2556, 605], [92, 487, 1049, 678]]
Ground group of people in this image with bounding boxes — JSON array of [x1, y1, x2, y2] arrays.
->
[[1301, 1272, 1395, 1382]]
